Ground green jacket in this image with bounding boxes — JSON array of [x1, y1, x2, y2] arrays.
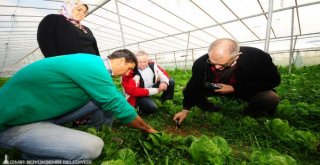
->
[[0, 54, 137, 131]]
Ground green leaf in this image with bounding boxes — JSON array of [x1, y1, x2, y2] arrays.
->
[[189, 136, 223, 164], [148, 133, 161, 147], [118, 148, 136, 165], [211, 136, 232, 156], [143, 141, 153, 150], [101, 159, 125, 165]]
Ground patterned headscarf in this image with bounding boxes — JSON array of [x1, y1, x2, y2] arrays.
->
[[59, 0, 88, 33], [59, 0, 83, 19]]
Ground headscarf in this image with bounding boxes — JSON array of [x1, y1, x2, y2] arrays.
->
[[59, 0, 88, 33]]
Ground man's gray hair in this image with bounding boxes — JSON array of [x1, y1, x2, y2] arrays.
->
[[135, 50, 149, 57], [208, 38, 240, 57]]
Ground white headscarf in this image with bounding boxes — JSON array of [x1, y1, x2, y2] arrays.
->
[[59, 0, 88, 33], [59, 0, 84, 20]]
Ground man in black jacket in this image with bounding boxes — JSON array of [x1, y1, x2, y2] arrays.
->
[[173, 38, 281, 124]]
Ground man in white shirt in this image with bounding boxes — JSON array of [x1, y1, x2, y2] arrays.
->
[[121, 50, 175, 114]]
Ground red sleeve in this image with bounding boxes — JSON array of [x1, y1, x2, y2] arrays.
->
[[121, 72, 150, 97]]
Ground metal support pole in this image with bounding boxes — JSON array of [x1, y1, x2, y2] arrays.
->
[[115, 0, 126, 48], [173, 51, 177, 69], [288, 8, 295, 74], [191, 49, 195, 63], [154, 54, 158, 63], [1, 42, 9, 71], [87, 0, 111, 15], [264, 0, 274, 52], [184, 32, 191, 71]]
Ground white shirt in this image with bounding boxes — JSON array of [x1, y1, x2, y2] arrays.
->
[[139, 66, 154, 88]]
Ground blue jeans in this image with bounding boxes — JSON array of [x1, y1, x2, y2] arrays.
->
[[0, 101, 112, 160], [0, 122, 104, 160], [137, 78, 175, 114], [54, 101, 114, 128]]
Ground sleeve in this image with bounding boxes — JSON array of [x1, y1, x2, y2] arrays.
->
[[67, 58, 138, 124], [85, 27, 100, 55], [155, 63, 170, 85], [121, 74, 158, 97], [182, 59, 206, 110], [37, 14, 59, 57], [234, 51, 281, 100]]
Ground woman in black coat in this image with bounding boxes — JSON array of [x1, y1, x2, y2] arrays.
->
[[37, 0, 110, 127], [37, 0, 99, 57]]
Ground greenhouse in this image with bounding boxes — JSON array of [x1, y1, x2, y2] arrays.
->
[[0, 0, 320, 164]]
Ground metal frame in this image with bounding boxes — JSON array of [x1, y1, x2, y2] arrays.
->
[[1, 0, 320, 76]]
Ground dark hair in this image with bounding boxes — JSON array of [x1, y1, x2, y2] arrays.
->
[[108, 49, 138, 67], [82, 4, 89, 12]]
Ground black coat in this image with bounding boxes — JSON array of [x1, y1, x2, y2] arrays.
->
[[37, 14, 100, 57], [183, 46, 281, 110]]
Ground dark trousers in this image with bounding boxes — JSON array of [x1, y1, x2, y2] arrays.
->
[[197, 90, 280, 117], [244, 90, 280, 117], [137, 78, 175, 114]]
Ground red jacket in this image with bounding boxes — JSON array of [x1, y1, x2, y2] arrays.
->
[[121, 61, 170, 107]]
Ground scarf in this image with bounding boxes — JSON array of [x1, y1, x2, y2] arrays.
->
[[59, 0, 88, 33]]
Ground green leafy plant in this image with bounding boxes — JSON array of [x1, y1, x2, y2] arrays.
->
[[250, 148, 296, 165], [207, 112, 224, 125], [241, 116, 259, 128], [189, 135, 231, 164], [101, 159, 125, 165], [118, 148, 136, 165], [290, 130, 318, 151], [265, 118, 294, 142]]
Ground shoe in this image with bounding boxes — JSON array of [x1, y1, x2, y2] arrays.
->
[[72, 114, 92, 127], [242, 107, 275, 118], [197, 102, 220, 112], [111, 137, 124, 145]]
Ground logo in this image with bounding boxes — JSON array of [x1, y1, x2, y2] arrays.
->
[[1, 155, 91, 164], [2, 154, 9, 164]]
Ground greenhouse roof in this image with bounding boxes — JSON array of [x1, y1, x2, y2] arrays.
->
[[1, 0, 320, 75]]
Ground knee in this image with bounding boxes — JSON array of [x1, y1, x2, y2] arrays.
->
[[246, 91, 280, 117], [149, 104, 157, 113], [74, 136, 104, 160], [146, 104, 157, 114], [252, 90, 280, 105], [169, 78, 175, 87], [140, 103, 157, 114], [263, 92, 280, 106]]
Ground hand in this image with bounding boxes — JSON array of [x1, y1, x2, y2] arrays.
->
[[127, 115, 158, 133], [158, 82, 168, 92], [214, 84, 235, 94], [145, 128, 158, 133], [173, 109, 189, 124]]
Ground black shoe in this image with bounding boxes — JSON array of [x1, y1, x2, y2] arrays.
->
[[242, 108, 274, 118], [197, 102, 220, 112], [72, 114, 92, 127]]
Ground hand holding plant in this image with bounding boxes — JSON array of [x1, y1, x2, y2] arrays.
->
[[173, 109, 189, 124]]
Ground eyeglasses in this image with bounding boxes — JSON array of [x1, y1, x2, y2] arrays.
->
[[207, 59, 235, 68], [207, 52, 241, 68]]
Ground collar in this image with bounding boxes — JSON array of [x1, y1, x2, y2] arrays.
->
[[102, 58, 114, 76], [138, 65, 150, 72]]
